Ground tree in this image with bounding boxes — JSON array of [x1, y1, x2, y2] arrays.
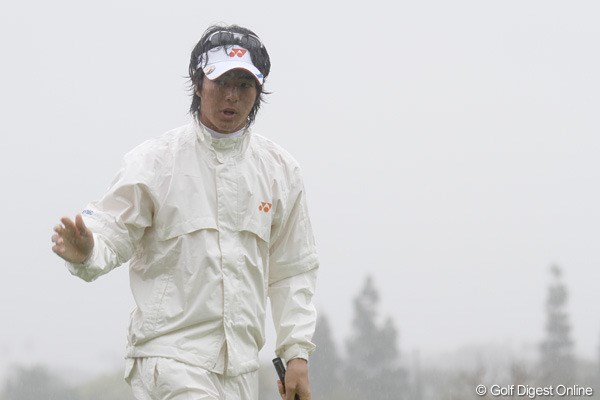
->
[[77, 370, 136, 400], [309, 313, 342, 398], [344, 276, 406, 400], [539, 265, 575, 385], [1, 365, 78, 400]]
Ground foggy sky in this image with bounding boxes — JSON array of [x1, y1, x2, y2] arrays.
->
[[1, 0, 599, 381]]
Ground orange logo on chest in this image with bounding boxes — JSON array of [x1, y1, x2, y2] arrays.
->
[[258, 202, 272, 213]]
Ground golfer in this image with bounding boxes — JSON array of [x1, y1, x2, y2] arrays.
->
[[51, 24, 318, 400]]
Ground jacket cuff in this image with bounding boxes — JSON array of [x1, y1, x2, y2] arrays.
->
[[65, 234, 98, 281], [280, 344, 311, 364]]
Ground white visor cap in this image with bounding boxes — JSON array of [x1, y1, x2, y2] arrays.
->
[[198, 45, 264, 85]]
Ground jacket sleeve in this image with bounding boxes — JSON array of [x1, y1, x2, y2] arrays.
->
[[66, 146, 159, 282], [268, 169, 319, 362]]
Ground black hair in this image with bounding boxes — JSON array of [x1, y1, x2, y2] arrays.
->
[[188, 24, 271, 126]]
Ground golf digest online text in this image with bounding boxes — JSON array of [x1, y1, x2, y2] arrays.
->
[[475, 384, 594, 398]]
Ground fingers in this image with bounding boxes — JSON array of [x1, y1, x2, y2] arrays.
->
[[52, 217, 76, 257], [52, 224, 65, 250], [51, 227, 65, 254], [75, 214, 90, 237], [51, 237, 64, 255], [52, 215, 94, 263], [277, 380, 285, 399], [286, 388, 295, 400], [61, 216, 77, 233], [51, 233, 65, 245], [284, 382, 297, 400], [59, 215, 88, 237], [52, 243, 64, 255], [53, 224, 63, 234]]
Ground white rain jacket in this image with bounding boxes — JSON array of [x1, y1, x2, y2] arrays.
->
[[66, 119, 319, 376]]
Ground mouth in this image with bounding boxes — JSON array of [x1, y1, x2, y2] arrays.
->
[[222, 108, 237, 117]]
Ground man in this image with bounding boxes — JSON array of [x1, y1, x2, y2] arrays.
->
[[51, 24, 318, 400]]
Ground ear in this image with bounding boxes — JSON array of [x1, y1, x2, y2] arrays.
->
[[194, 77, 204, 97]]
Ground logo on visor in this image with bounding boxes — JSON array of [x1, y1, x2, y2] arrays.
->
[[229, 48, 247, 57], [203, 65, 216, 75]]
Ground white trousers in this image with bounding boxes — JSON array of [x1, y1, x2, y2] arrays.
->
[[125, 357, 259, 400]]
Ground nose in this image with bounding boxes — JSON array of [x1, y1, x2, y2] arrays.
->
[[225, 86, 239, 102]]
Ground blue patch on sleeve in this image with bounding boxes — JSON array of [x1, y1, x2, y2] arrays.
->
[[82, 209, 94, 215]]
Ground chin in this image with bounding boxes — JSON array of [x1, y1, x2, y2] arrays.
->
[[219, 122, 245, 133]]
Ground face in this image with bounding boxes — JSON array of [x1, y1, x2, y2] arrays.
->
[[197, 70, 258, 134]]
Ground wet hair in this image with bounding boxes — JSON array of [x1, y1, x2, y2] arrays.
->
[[188, 24, 271, 126]]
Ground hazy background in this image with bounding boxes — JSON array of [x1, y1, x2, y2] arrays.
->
[[1, 0, 599, 384]]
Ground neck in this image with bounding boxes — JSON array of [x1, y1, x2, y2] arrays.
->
[[199, 120, 245, 139]]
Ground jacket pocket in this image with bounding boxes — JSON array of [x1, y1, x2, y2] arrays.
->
[[237, 215, 271, 292], [155, 216, 218, 241], [153, 170, 218, 241]]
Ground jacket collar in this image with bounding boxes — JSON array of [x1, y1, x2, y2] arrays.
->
[[192, 115, 253, 163]]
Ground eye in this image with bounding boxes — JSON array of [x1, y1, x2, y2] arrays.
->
[[212, 78, 227, 87], [240, 81, 254, 89]]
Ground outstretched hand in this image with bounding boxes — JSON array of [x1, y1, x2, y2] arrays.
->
[[52, 214, 94, 264], [277, 358, 311, 400]]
